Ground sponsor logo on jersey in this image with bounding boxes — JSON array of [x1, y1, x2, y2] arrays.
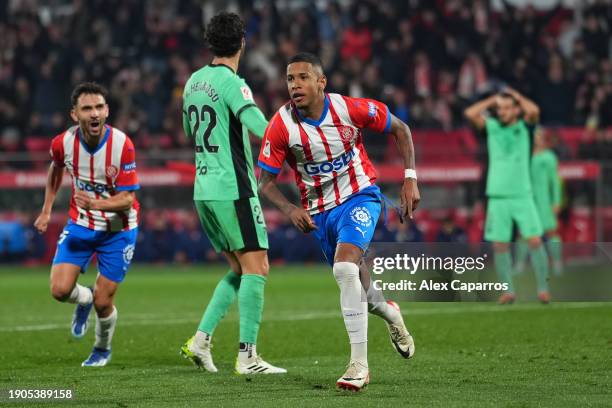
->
[[367, 102, 377, 118], [122, 162, 136, 171], [350, 206, 372, 227], [106, 165, 119, 178], [77, 179, 111, 193], [338, 126, 356, 143], [241, 86, 253, 101], [303, 150, 355, 175], [263, 140, 271, 158]]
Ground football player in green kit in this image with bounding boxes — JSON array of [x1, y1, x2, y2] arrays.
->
[[514, 129, 563, 276], [465, 88, 551, 304], [179, 12, 285, 374]]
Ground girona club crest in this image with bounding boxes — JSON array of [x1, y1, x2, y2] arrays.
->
[[106, 165, 119, 178], [338, 126, 356, 143]]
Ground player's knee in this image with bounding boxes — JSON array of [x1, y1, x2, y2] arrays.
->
[[527, 236, 542, 248], [50, 282, 72, 302], [255, 258, 269, 277], [93, 295, 113, 314], [333, 262, 359, 283], [493, 242, 510, 253]]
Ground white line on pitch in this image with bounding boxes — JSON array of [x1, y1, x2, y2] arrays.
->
[[1, 302, 610, 333]]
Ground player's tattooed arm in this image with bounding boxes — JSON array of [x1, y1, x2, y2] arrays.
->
[[258, 169, 317, 233], [388, 114, 420, 220], [503, 87, 540, 124], [75, 191, 135, 212], [463, 95, 497, 130], [34, 163, 65, 234]]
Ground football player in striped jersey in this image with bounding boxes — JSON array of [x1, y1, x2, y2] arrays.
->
[[258, 53, 420, 391], [34, 82, 140, 367]]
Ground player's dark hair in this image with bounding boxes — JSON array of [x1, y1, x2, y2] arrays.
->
[[205, 12, 245, 57], [71, 82, 108, 107], [287, 52, 323, 71], [498, 92, 519, 106]]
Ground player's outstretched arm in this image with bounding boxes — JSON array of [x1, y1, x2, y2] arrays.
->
[[74, 191, 136, 212], [463, 95, 497, 130], [503, 87, 540, 124], [258, 170, 317, 233], [239, 106, 268, 139], [387, 114, 421, 220], [34, 163, 64, 234]]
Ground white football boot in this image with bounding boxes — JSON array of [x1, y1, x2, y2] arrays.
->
[[180, 335, 218, 373], [336, 361, 370, 391], [384, 300, 415, 359], [235, 354, 287, 375]]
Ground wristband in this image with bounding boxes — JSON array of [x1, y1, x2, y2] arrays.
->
[[404, 169, 417, 180]]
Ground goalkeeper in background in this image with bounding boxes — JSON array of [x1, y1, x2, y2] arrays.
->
[[179, 12, 285, 375], [514, 129, 563, 276]]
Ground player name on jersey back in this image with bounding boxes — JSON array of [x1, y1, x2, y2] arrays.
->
[[183, 64, 260, 201]]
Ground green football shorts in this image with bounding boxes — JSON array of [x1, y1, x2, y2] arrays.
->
[[194, 196, 268, 253], [484, 196, 543, 242]]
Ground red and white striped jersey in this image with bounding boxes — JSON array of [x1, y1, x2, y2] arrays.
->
[[258, 93, 391, 214], [50, 125, 140, 231]]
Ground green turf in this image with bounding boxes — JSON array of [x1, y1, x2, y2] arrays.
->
[[1, 265, 611, 407]]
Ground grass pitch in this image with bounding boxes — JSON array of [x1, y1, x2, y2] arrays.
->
[[1, 265, 611, 407]]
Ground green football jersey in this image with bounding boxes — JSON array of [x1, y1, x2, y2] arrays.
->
[[182, 64, 261, 201], [485, 118, 533, 197], [531, 149, 561, 209]]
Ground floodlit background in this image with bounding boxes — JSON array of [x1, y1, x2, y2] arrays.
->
[[0, 0, 610, 265], [1, 1, 611, 406]]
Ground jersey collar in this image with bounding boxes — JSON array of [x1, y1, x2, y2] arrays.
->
[[209, 63, 235, 73], [77, 125, 110, 155], [294, 94, 329, 127]]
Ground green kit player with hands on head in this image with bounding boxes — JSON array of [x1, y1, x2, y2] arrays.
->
[[464, 87, 551, 304], [179, 12, 285, 374], [514, 129, 563, 276]]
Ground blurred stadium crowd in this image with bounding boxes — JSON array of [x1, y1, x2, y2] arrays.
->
[[1, 208, 470, 264], [0, 0, 610, 263], [1, 0, 611, 152]]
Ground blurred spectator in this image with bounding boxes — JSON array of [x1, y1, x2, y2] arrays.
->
[[436, 215, 468, 243], [136, 215, 177, 263], [533, 54, 576, 125], [1, 0, 609, 163], [388, 219, 424, 243]]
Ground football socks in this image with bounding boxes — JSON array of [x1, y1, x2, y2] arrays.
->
[[198, 270, 241, 335], [530, 245, 550, 293], [94, 306, 117, 351], [494, 251, 514, 294], [67, 284, 93, 305], [238, 274, 266, 345]]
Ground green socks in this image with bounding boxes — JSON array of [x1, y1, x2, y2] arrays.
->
[[547, 236, 563, 275], [530, 245, 550, 293], [198, 270, 241, 335], [514, 240, 529, 275], [495, 251, 514, 294], [238, 274, 267, 344]]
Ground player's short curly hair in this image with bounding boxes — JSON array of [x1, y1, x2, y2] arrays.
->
[[71, 82, 108, 107], [205, 12, 245, 57]]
